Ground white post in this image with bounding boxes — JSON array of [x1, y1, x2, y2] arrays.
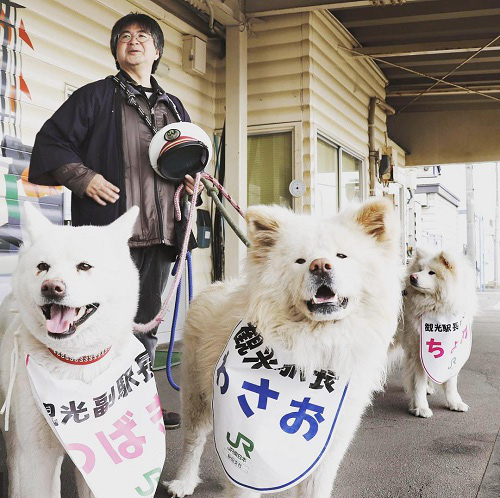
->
[[495, 162, 500, 287], [465, 164, 477, 280], [225, 26, 248, 278]]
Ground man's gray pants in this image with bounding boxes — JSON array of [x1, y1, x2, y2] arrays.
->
[[130, 245, 176, 365]]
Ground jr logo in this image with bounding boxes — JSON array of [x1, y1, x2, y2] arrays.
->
[[227, 432, 254, 459], [164, 129, 180, 141]]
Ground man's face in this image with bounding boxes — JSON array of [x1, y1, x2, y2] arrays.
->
[[115, 23, 159, 75]]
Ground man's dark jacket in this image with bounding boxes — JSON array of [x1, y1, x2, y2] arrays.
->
[[29, 76, 189, 228]]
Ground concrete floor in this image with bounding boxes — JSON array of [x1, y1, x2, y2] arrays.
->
[[1, 291, 499, 497]]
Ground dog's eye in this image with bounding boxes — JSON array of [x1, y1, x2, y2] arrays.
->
[[295, 258, 306, 264], [428, 270, 435, 275], [37, 262, 50, 272], [337, 253, 347, 259], [77, 262, 93, 271]]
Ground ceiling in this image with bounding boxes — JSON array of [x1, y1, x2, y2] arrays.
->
[[327, 0, 500, 114]]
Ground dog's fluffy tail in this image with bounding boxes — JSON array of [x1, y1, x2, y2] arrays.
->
[[387, 343, 404, 375]]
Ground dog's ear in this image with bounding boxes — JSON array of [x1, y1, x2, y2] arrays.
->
[[439, 250, 455, 272], [414, 247, 430, 261], [109, 206, 139, 242], [355, 197, 399, 252], [246, 205, 283, 252], [21, 202, 53, 244]]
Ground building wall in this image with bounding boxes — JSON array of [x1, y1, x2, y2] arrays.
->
[[0, 0, 218, 340], [418, 193, 460, 251], [219, 11, 406, 216]]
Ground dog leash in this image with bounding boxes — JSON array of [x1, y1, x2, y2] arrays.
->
[[133, 172, 248, 334], [0, 328, 20, 432]]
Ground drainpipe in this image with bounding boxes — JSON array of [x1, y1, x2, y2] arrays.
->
[[368, 97, 396, 196]]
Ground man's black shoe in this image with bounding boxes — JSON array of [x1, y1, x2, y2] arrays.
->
[[162, 410, 181, 430]]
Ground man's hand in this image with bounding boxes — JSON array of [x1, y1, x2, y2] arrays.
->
[[183, 174, 204, 196], [85, 174, 120, 206]]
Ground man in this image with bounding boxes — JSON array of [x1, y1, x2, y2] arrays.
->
[[29, 13, 199, 429]]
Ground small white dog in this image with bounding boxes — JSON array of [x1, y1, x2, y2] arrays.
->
[[397, 248, 477, 418], [0, 204, 140, 497], [166, 198, 402, 498]]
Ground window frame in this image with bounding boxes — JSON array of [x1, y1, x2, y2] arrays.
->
[[247, 122, 302, 211], [316, 132, 365, 212]]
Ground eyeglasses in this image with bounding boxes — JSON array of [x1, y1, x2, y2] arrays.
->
[[118, 32, 152, 44]]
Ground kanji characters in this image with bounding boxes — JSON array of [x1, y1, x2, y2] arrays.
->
[[61, 401, 89, 424], [234, 324, 263, 355], [116, 366, 140, 399], [278, 364, 306, 381], [237, 378, 279, 417], [280, 397, 325, 441], [135, 351, 153, 383], [309, 370, 339, 393], [242, 348, 278, 370], [43, 402, 58, 426], [93, 387, 116, 418]]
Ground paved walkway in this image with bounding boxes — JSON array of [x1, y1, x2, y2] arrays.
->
[[156, 291, 500, 497], [1, 292, 499, 497]]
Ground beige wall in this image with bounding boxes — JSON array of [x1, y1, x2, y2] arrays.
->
[[389, 109, 500, 166]]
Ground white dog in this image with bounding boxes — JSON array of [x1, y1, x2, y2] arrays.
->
[[166, 198, 402, 498], [0, 204, 140, 497], [397, 248, 477, 418]]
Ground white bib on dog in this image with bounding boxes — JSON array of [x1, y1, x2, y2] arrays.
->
[[212, 321, 349, 493], [26, 336, 165, 498], [420, 313, 472, 384]]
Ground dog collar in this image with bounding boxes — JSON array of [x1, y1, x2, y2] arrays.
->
[[48, 346, 111, 365]]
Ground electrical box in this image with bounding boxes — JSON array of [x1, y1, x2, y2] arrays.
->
[[182, 35, 206, 76]]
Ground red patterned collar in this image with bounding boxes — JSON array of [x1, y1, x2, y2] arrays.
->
[[48, 346, 111, 365]]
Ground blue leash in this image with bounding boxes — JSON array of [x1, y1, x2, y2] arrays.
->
[[165, 251, 193, 391]]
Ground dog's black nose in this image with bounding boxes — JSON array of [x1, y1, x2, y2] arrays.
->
[[41, 279, 66, 299], [410, 274, 418, 286], [309, 258, 333, 275]]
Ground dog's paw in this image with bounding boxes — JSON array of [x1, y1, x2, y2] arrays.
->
[[448, 400, 469, 412], [163, 479, 198, 497], [410, 406, 433, 418], [426, 384, 435, 396]]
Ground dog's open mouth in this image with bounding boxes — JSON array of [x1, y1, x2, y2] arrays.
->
[[41, 303, 99, 339], [306, 286, 348, 314]]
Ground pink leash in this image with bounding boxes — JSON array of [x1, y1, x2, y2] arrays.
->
[[133, 172, 245, 333]]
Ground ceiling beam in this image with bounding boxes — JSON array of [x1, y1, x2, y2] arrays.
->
[[336, 0, 500, 26], [342, 8, 500, 28], [351, 39, 500, 57], [244, 0, 432, 18]]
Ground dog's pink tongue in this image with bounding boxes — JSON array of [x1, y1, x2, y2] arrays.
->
[[47, 305, 77, 334]]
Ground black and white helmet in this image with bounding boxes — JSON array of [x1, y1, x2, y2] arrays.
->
[[149, 122, 212, 181]]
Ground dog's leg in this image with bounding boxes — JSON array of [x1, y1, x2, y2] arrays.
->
[[426, 377, 435, 395], [6, 434, 64, 497], [164, 383, 212, 498], [403, 353, 433, 418], [291, 425, 354, 498], [75, 467, 95, 498], [443, 374, 469, 412]]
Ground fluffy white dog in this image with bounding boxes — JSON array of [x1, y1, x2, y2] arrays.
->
[[0, 204, 139, 497], [397, 248, 477, 418], [166, 198, 402, 498]]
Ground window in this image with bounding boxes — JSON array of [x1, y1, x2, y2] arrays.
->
[[317, 138, 339, 214], [341, 150, 362, 205], [247, 131, 293, 208], [316, 137, 362, 214]]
